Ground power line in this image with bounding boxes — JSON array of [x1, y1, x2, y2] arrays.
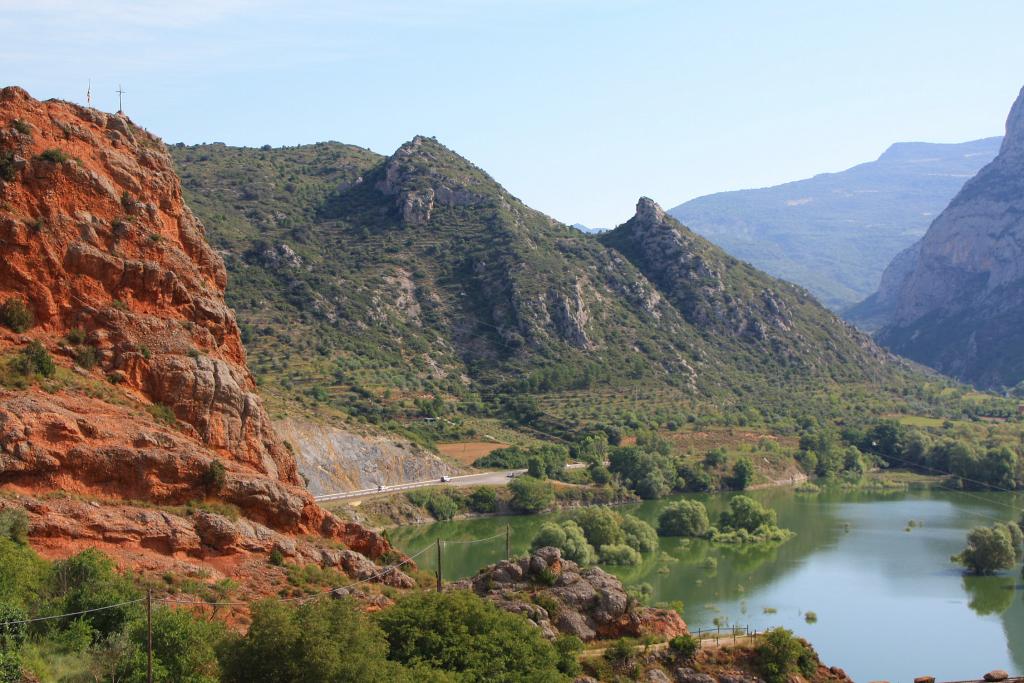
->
[[0, 598, 145, 627]]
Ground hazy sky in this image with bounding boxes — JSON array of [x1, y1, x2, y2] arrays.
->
[[4, 0, 1024, 227]]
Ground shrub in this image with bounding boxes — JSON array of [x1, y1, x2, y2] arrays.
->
[[508, 476, 554, 513], [729, 457, 754, 490], [466, 487, 497, 513], [0, 510, 28, 545], [203, 460, 227, 493], [603, 637, 636, 664], [531, 520, 595, 565], [598, 544, 641, 565], [669, 633, 699, 661], [0, 151, 15, 183], [74, 345, 99, 370], [12, 341, 55, 378], [756, 628, 811, 683], [0, 299, 33, 333], [66, 327, 87, 345], [621, 514, 658, 553], [426, 493, 459, 521], [658, 500, 711, 537], [221, 598, 409, 682], [11, 120, 30, 135], [553, 634, 583, 676], [574, 506, 625, 548], [268, 548, 285, 567], [952, 523, 1017, 575], [147, 403, 177, 426], [719, 495, 777, 533], [37, 148, 70, 164], [376, 591, 562, 681]]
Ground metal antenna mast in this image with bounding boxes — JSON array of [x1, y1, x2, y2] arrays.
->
[[116, 84, 126, 114]]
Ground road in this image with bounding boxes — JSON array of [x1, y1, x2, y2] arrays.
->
[[314, 464, 586, 503]]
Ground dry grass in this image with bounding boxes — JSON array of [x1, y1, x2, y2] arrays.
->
[[437, 441, 508, 465]]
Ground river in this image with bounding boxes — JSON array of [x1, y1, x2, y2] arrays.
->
[[387, 486, 1024, 681]]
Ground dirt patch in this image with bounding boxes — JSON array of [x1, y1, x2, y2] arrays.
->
[[437, 441, 507, 465], [667, 428, 798, 453]]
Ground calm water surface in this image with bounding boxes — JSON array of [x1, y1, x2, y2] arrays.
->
[[388, 487, 1024, 682]]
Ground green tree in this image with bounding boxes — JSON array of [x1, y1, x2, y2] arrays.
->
[[508, 477, 555, 513], [574, 507, 625, 548], [376, 592, 563, 682], [49, 549, 142, 638], [756, 628, 810, 683], [668, 634, 699, 661], [130, 607, 226, 683], [0, 299, 33, 333], [531, 523, 567, 551], [598, 544, 641, 565], [620, 514, 658, 553], [0, 510, 28, 545], [527, 456, 546, 479], [719, 495, 776, 533], [952, 524, 1017, 575], [553, 634, 583, 676], [658, 500, 711, 538], [729, 458, 754, 490], [466, 487, 497, 513], [221, 599, 414, 683]]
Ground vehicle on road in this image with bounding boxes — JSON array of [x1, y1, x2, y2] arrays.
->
[[440, 475, 451, 483]]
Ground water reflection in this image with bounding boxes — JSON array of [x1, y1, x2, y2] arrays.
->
[[388, 487, 1024, 680]]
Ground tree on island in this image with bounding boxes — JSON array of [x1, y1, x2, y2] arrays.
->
[[952, 523, 1019, 575], [657, 500, 711, 538]]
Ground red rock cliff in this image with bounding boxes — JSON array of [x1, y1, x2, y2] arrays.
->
[[0, 87, 395, 579]]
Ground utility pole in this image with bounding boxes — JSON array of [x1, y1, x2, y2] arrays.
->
[[116, 84, 126, 114], [146, 589, 153, 683], [505, 524, 511, 561], [435, 539, 442, 592]]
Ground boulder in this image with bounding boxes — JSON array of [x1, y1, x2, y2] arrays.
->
[[984, 672, 1009, 682]]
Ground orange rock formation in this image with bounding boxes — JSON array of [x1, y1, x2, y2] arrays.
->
[[0, 86, 401, 588]]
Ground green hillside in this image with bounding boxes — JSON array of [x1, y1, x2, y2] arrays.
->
[[170, 138, 980, 441]]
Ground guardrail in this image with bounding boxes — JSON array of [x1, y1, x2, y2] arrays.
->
[[313, 470, 528, 502], [313, 462, 588, 503]]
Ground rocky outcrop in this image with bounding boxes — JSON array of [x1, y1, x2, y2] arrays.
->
[[274, 417, 457, 494], [599, 198, 886, 377], [375, 135, 490, 227], [451, 547, 687, 642], [867, 85, 1024, 389], [0, 86, 396, 582]]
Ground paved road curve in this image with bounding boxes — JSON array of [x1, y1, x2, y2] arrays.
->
[[314, 464, 586, 503]]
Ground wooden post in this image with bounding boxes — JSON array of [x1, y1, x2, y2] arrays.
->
[[146, 589, 153, 683], [436, 539, 442, 592], [505, 524, 511, 560]]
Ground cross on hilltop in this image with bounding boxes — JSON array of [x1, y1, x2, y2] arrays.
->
[[116, 85, 126, 114]]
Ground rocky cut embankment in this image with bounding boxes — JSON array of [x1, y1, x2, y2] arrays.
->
[[0, 86, 406, 586]]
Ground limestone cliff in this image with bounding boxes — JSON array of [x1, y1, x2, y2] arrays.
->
[[869, 85, 1024, 389], [0, 87, 401, 586], [274, 417, 456, 495]]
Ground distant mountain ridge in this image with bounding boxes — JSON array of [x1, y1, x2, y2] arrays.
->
[[859, 86, 1024, 391], [669, 137, 1001, 310]]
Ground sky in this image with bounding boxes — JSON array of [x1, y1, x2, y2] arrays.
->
[[3, 0, 1024, 228]]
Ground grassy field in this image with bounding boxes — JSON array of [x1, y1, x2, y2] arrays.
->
[[436, 441, 508, 466]]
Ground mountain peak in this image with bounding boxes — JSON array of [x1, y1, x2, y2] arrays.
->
[[635, 196, 667, 224], [1000, 85, 1024, 156]]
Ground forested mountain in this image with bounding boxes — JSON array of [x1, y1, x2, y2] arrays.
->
[[171, 136, 907, 433], [860, 86, 1024, 392], [669, 137, 1001, 310]]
